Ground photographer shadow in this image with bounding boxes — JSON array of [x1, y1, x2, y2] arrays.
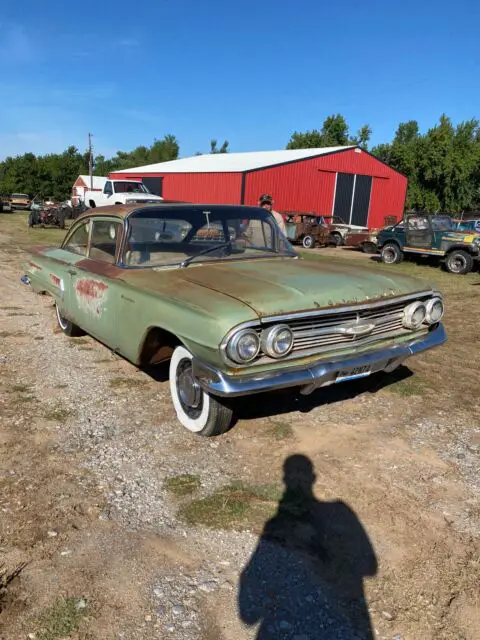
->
[[238, 455, 377, 639]]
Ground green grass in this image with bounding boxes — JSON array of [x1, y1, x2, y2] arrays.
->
[[164, 474, 201, 497], [178, 481, 282, 530], [37, 597, 87, 640], [268, 420, 294, 440], [0, 212, 70, 250], [109, 377, 148, 389], [388, 374, 430, 397]]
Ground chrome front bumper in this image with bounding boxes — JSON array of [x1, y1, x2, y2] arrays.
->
[[192, 324, 447, 398]]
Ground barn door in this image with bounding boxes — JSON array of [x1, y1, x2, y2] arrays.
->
[[350, 175, 372, 227], [142, 177, 163, 197], [332, 173, 354, 222]]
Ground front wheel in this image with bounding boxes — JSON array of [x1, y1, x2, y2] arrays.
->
[[362, 242, 377, 254], [169, 346, 233, 436], [381, 242, 403, 264], [330, 232, 343, 247], [302, 235, 316, 249], [444, 249, 473, 274], [55, 303, 85, 337]]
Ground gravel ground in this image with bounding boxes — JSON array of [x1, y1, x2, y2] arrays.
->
[[0, 229, 479, 640]]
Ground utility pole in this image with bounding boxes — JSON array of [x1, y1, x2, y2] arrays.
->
[[88, 132, 93, 190]]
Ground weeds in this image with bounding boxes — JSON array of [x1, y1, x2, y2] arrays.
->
[[43, 406, 75, 422], [109, 377, 148, 389], [178, 481, 282, 530], [165, 474, 201, 497], [268, 420, 294, 440], [37, 597, 87, 640]]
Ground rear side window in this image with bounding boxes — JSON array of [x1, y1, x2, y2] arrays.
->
[[64, 221, 90, 256], [89, 220, 122, 263]]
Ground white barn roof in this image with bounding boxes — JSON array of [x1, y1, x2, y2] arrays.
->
[[77, 175, 107, 189], [116, 146, 356, 174]]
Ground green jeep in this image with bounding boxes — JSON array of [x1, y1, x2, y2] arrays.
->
[[377, 214, 480, 274]]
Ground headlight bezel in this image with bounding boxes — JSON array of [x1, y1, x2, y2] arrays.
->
[[260, 324, 294, 359], [425, 296, 444, 324], [225, 328, 260, 364], [403, 301, 427, 329]]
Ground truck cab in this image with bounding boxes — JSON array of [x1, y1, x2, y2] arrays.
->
[[85, 180, 163, 208], [377, 214, 480, 274]]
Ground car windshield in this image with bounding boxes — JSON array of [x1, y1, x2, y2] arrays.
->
[[114, 182, 150, 194], [432, 215, 454, 231], [123, 206, 296, 267], [12, 194, 29, 198]]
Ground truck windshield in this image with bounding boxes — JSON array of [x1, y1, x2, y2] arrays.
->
[[123, 206, 296, 267], [114, 182, 150, 194]]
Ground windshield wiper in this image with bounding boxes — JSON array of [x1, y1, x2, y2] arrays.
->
[[180, 242, 232, 268]]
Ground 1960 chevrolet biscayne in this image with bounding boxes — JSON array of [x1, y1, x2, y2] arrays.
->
[[22, 204, 447, 436]]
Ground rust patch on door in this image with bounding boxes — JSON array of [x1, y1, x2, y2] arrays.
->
[[75, 279, 108, 316], [50, 274, 61, 287]]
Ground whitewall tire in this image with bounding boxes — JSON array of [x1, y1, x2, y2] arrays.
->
[[169, 346, 233, 436]]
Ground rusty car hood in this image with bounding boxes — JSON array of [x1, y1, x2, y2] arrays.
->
[[172, 257, 430, 317]]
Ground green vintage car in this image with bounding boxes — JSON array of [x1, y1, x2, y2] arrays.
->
[[22, 204, 447, 436]]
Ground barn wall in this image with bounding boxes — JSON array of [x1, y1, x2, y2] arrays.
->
[[109, 171, 242, 204], [243, 148, 407, 224]]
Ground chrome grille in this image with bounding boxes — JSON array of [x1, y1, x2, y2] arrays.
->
[[256, 294, 433, 363]]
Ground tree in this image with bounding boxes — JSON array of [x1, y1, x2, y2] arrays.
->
[[287, 114, 371, 150], [210, 139, 229, 154]]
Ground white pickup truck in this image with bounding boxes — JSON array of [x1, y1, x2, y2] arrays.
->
[[85, 179, 163, 208]]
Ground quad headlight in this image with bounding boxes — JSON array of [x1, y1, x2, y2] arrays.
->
[[225, 324, 294, 363], [226, 329, 260, 363], [403, 297, 444, 329], [403, 301, 426, 329], [260, 324, 294, 358], [425, 297, 444, 324]]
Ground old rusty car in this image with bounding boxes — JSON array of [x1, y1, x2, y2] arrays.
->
[[284, 213, 331, 248], [22, 204, 447, 436]]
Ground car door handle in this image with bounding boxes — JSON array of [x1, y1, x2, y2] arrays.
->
[[67, 268, 77, 276]]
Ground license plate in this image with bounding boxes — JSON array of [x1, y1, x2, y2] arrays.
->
[[336, 365, 372, 383]]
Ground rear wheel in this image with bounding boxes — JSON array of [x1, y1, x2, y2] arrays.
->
[[169, 346, 233, 436], [381, 242, 403, 264], [445, 249, 473, 274], [55, 303, 85, 337], [330, 232, 343, 247], [302, 235, 316, 249]]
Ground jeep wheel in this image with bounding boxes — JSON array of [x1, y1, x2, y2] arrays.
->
[[381, 242, 403, 264], [445, 249, 473, 274], [302, 235, 316, 249], [55, 303, 85, 337], [169, 346, 233, 436]]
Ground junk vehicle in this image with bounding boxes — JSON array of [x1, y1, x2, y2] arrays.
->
[[377, 213, 480, 274], [22, 203, 446, 437]]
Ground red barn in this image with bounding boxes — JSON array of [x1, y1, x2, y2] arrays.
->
[[109, 146, 407, 228]]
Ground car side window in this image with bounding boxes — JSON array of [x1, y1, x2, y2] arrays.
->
[[89, 220, 122, 263], [63, 221, 90, 256], [104, 181, 113, 195]]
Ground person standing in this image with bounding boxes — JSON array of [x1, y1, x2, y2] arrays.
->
[[258, 194, 286, 234]]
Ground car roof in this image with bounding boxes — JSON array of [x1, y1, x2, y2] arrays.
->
[[75, 202, 266, 222]]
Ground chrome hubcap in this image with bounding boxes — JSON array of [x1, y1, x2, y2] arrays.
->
[[177, 359, 202, 412]]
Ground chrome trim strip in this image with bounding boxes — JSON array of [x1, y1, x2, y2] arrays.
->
[[195, 324, 446, 398], [259, 290, 436, 323]]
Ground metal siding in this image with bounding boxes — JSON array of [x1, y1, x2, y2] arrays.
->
[[244, 148, 406, 225], [111, 148, 407, 225], [110, 172, 242, 204], [245, 166, 336, 214]]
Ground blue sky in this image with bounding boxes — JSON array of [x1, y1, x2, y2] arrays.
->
[[1, 0, 479, 160]]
